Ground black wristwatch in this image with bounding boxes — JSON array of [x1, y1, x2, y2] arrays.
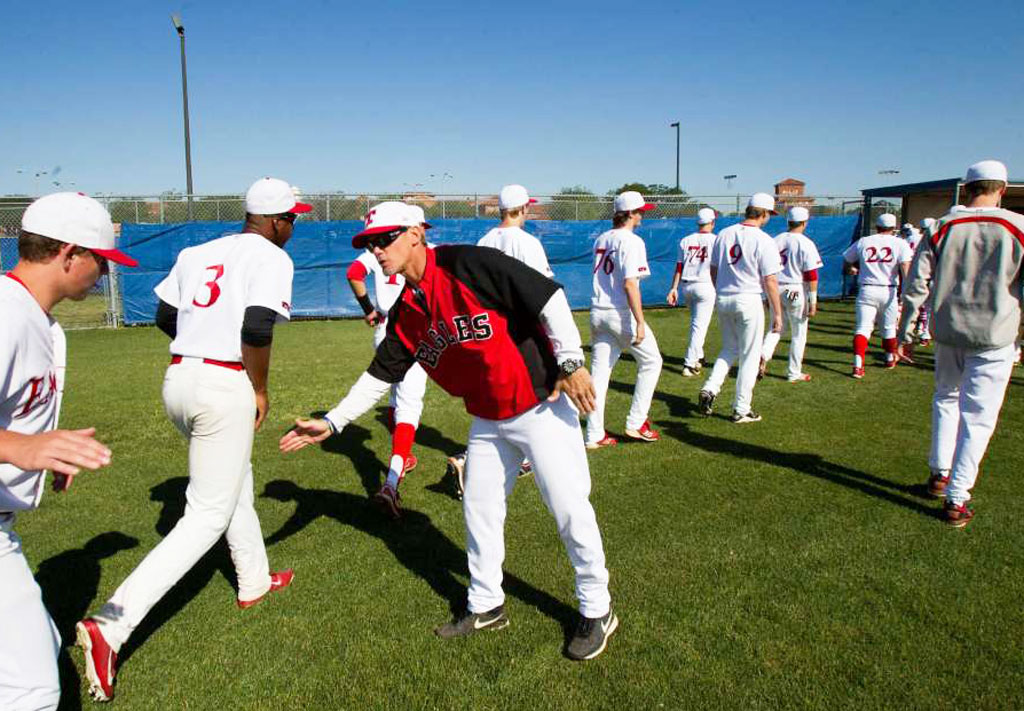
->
[[559, 358, 585, 377]]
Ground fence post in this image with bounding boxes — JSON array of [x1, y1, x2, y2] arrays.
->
[[575, 200, 579, 220], [326, 195, 331, 221], [134, 200, 139, 223], [474, 194, 479, 218], [159, 197, 165, 223], [216, 200, 221, 220], [442, 197, 446, 220]]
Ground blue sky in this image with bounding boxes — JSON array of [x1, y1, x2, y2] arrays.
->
[[3, 0, 1022, 198]]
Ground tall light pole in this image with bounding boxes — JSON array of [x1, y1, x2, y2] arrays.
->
[[171, 14, 194, 220], [669, 122, 680, 192]]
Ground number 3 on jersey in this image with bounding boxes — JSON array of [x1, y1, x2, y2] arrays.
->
[[193, 264, 225, 308], [594, 248, 615, 275]]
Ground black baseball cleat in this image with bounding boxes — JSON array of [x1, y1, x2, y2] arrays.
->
[[698, 390, 716, 416], [434, 605, 509, 639], [730, 410, 763, 424], [567, 608, 619, 661]]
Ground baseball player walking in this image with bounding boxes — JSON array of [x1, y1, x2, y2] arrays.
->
[[0, 193, 135, 711], [698, 193, 783, 423], [759, 206, 823, 382], [77, 178, 307, 701], [842, 213, 913, 378], [280, 201, 617, 661], [666, 207, 717, 377], [447, 185, 552, 490], [896, 160, 1024, 527], [585, 191, 664, 448], [346, 207, 431, 517]]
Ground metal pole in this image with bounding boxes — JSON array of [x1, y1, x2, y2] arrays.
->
[[173, 18, 195, 221], [670, 122, 680, 191]]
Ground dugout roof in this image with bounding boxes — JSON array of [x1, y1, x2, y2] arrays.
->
[[860, 177, 1024, 234]]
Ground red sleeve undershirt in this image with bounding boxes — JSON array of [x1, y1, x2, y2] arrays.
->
[[346, 261, 369, 281], [803, 269, 818, 282]]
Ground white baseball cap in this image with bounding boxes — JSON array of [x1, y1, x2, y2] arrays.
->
[[498, 184, 537, 210], [613, 191, 656, 213], [902, 222, 914, 231], [964, 160, 1008, 184], [245, 177, 313, 215], [920, 217, 936, 230], [876, 213, 897, 229], [748, 192, 777, 214], [352, 201, 433, 248], [21, 192, 137, 266], [696, 207, 717, 225], [787, 206, 809, 223]]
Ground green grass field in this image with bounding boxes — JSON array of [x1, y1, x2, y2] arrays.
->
[[19, 302, 1024, 710]]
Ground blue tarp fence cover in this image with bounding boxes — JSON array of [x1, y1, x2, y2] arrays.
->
[[120, 216, 859, 325]]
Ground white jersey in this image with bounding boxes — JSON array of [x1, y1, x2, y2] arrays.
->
[[710, 223, 782, 295], [353, 250, 406, 313], [905, 229, 923, 254], [774, 232, 824, 286], [155, 233, 294, 362], [590, 228, 651, 311], [477, 226, 554, 277], [0, 275, 63, 511], [843, 233, 913, 287], [675, 231, 715, 283]]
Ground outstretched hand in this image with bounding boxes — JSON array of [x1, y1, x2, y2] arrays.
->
[[548, 368, 597, 414], [1, 428, 111, 491], [279, 418, 333, 453]]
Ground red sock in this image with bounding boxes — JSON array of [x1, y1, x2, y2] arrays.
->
[[391, 422, 416, 462], [883, 338, 898, 362], [853, 334, 868, 367]]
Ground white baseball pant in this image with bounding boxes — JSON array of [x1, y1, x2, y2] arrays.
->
[[703, 293, 765, 416], [463, 394, 611, 618], [680, 282, 716, 368], [761, 286, 809, 380], [855, 285, 899, 339], [374, 322, 427, 427], [585, 308, 663, 444], [929, 342, 1015, 505], [0, 514, 61, 711], [94, 360, 271, 651]]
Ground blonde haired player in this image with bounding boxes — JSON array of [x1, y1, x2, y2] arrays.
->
[[77, 177, 307, 701], [897, 160, 1024, 527], [842, 213, 913, 378], [666, 207, 717, 377], [759, 206, 822, 382], [585, 191, 664, 448], [698, 193, 783, 423], [0, 193, 135, 711]]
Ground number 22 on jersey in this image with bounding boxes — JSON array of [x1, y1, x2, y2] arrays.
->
[[193, 264, 225, 308]]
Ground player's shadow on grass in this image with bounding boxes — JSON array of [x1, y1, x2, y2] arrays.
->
[[260, 479, 578, 632], [607, 378, 699, 420], [306, 410, 385, 496], [661, 423, 940, 518], [117, 478, 238, 667], [371, 406, 465, 459], [36, 531, 139, 711]]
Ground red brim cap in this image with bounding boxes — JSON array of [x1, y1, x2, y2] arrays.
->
[[351, 221, 432, 248], [528, 198, 538, 204], [92, 248, 138, 267], [639, 203, 656, 211], [291, 202, 313, 214]]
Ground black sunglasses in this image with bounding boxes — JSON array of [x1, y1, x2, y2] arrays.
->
[[274, 213, 297, 224], [364, 227, 407, 252]]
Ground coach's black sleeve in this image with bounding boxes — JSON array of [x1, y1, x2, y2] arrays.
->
[[155, 300, 178, 339], [366, 304, 417, 384], [437, 245, 561, 321], [241, 306, 278, 347]]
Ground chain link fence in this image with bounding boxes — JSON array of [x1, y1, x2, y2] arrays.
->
[[0, 192, 870, 329]]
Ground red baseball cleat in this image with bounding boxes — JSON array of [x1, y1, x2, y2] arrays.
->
[[403, 455, 418, 474], [238, 569, 295, 609], [77, 618, 117, 702], [851, 366, 865, 379], [585, 436, 618, 450], [884, 359, 897, 369], [788, 373, 812, 383], [625, 420, 660, 442]]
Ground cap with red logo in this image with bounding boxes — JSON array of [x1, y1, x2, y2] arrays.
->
[[245, 177, 312, 215], [352, 201, 433, 248], [21, 192, 137, 266]]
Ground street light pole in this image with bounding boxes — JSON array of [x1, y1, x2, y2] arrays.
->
[[171, 14, 194, 220], [669, 122, 680, 191]]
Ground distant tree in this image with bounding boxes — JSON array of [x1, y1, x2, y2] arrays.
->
[[551, 186, 606, 220], [554, 185, 595, 197]]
